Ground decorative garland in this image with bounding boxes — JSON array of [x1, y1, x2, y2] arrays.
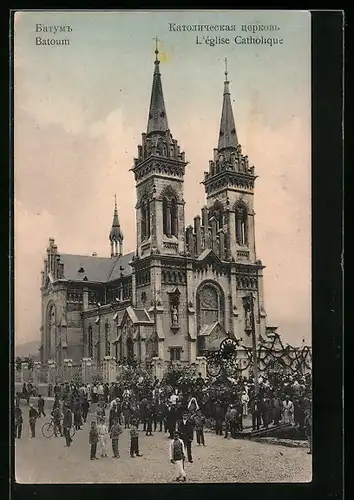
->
[[205, 334, 312, 376]]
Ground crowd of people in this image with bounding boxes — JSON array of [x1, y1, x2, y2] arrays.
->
[[14, 369, 312, 481]]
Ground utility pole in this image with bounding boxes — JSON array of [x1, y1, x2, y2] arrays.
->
[[250, 292, 259, 394]]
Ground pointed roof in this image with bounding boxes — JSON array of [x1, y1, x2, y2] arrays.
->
[[147, 38, 169, 136], [119, 306, 154, 327], [197, 248, 222, 264], [109, 195, 123, 243], [218, 59, 238, 151]]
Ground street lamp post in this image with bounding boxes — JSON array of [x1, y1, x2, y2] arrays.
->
[[96, 302, 101, 365], [249, 292, 259, 395]]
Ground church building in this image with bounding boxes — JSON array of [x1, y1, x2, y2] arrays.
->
[[40, 45, 268, 373]]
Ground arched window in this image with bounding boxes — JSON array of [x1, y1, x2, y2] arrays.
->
[[127, 337, 134, 360], [209, 201, 224, 232], [163, 196, 178, 237], [141, 198, 150, 241], [235, 205, 248, 246], [151, 333, 158, 357], [88, 325, 93, 358], [196, 282, 225, 355], [171, 199, 178, 236], [196, 282, 225, 332], [105, 322, 110, 356]]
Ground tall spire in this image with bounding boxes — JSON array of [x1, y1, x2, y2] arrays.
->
[[218, 58, 238, 151], [147, 37, 169, 136], [109, 195, 123, 257]]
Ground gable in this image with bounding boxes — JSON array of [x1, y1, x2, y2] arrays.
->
[[196, 248, 222, 264], [199, 321, 228, 351], [119, 306, 153, 328], [208, 322, 228, 350]]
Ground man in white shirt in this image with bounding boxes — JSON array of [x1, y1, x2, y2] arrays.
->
[[169, 431, 186, 482], [241, 391, 250, 416], [98, 383, 104, 401], [170, 393, 178, 405], [92, 384, 98, 403]]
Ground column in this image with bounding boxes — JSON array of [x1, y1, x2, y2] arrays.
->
[[172, 202, 178, 237], [195, 356, 207, 379], [186, 226, 194, 255], [82, 357, 92, 384], [219, 230, 225, 260], [228, 210, 237, 259], [155, 200, 164, 250], [33, 361, 41, 385], [63, 359, 73, 382], [230, 269, 239, 338], [140, 340, 146, 361], [177, 201, 185, 254], [21, 362, 29, 383], [236, 208, 243, 245], [201, 207, 209, 248], [256, 268, 267, 339], [103, 356, 117, 384], [158, 340, 164, 360], [186, 262, 196, 340], [47, 360, 56, 384], [165, 201, 171, 236], [131, 271, 137, 306], [194, 215, 201, 255], [248, 213, 256, 261], [211, 218, 217, 252], [133, 340, 139, 359], [83, 287, 89, 311], [189, 341, 197, 363]]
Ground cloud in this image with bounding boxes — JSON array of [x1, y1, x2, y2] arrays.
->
[[14, 200, 56, 345]]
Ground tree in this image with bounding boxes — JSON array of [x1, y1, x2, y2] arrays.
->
[[116, 359, 153, 395], [23, 356, 34, 371], [15, 357, 22, 371], [162, 363, 197, 391]]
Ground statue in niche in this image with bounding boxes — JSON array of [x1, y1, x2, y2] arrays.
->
[[245, 306, 251, 330], [171, 305, 179, 325]]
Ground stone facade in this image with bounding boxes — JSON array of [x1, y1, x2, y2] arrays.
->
[[39, 50, 268, 374]]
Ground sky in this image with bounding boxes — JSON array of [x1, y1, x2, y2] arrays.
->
[[14, 10, 311, 347]]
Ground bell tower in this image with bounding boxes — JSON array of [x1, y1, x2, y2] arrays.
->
[[202, 60, 257, 263], [131, 38, 187, 259]]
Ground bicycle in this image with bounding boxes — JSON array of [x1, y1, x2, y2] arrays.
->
[[41, 418, 76, 439]]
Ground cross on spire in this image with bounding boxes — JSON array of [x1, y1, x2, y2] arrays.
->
[[218, 59, 238, 151], [147, 36, 169, 135], [153, 36, 159, 62]]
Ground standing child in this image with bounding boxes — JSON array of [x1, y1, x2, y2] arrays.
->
[[51, 405, 63, 437], [29, 404, 39, 438], [89, 421, 99, 460], [194, 409, 206, 446], [130, 420, 143, 458], [97, 418, 109, 458], [37, 394, 46, 417], [14, 404, 23, 439], [169, 431, 186, 482], [110, 418, 123, 458]]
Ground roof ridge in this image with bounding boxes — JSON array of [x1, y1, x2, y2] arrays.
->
[[106, 251, 135, 281], [60, 253, 111, 260]]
